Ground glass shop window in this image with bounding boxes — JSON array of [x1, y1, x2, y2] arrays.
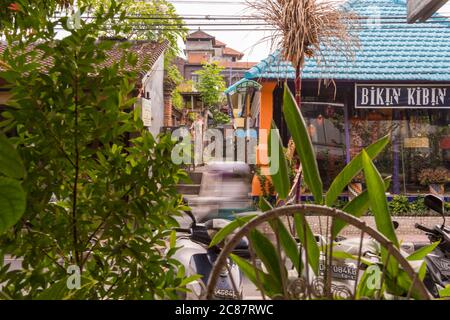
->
[[349, 109, 394, 179], [350, 108, 450, 194], [400, 109, 450, 193], [302, 102, 346, 189]]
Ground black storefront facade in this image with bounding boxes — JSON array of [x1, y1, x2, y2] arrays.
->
[[270, 80, 450, 198]]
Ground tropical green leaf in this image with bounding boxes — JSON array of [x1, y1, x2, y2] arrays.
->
[[332, 177, 391, 238], [0, 177, 26, 234], [248, 229, 283, 285], [268, 121, 290, 200], [418, 261, 427, 281], [0, 133, 25, 179], [407, 241, 440, 261], [362, 150, 399, 277], [230, 253, 282, 297], [332, 250, 374, 266], [269, 218, 301, 273], [259, 196, 273, 212], [282, 85, 323, 204], [385, 269, 423, 300], [362, 150, 398, 247], [294, 213, 320, 275], [356, 266, 381, 299], [325, 135, 390, 207], [209, 214, 256, 247], [439, 285, 450, 298]]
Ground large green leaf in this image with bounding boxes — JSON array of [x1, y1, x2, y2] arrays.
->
[[268, 122, 290, 200], [0, 177, 26, 234], [331, 177, 391, 238], [258, 196, 273, 212], [248, 229, 283, 286], [294, 213, 320, 275], [362, 150, 399, 247], [282, 85, 323, 204], [269, 218, 301, 273], [407, 241, 440, 261], [209, 214, 257, 247], [440, 285, 450, 298], [325, 135, 389, 207], [0, 133, 25, 179], [35, 276, 96, 300], [230, 253, 282, 297], [355, 267, 380, 299], [362, 150, 399, 277], [332, 250, 374, 266]]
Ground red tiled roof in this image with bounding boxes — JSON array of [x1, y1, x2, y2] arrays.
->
[[102, 40, 168, 72], [186, 29, 215, 40], [0, 40, 168, 75], [214, 39, 226, 47], [217, 61, 257, 69], [223, 47, 244, 57]]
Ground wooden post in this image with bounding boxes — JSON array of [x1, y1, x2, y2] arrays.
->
[[245, 91, 251, 163], [407, 0, 447, 23]]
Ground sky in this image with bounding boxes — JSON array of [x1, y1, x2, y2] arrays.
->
[[169, 0, 450, 63]]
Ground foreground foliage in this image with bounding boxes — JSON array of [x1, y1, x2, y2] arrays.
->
[[0, 1, 188, 299]]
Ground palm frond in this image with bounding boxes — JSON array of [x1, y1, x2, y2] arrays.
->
[[247, 0, 360, 69]]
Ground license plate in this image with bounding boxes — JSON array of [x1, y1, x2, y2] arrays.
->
[[319, 263, 357, 281], [214, 288, 238, 299]]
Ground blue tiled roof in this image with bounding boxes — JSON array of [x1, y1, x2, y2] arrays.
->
[[244, 0, 450, 82]]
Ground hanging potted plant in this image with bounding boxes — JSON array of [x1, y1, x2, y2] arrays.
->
[[418, 167, 449, 195]]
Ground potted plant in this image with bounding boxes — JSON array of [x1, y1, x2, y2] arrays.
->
[[418, 167, 450, 195]]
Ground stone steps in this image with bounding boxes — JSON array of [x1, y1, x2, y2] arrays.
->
[[177, 171, 203, 195], [176, 183, 201, 195]]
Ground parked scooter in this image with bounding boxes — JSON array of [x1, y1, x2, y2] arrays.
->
[[171, 208, 250, 299], [415, 194, 450, 297]]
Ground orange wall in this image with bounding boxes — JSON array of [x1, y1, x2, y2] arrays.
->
[[257, 81, 276, 167], [252, 81, 276, 196]]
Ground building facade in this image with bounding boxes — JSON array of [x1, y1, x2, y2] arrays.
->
[[181, 29, 256, 87], [227, 0, 450, 197]]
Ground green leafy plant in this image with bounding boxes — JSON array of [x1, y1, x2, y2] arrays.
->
[[0, 133, 26, 234], [0, 1, 189, 299], [210, 108, 230, 126], [389, 195, 410, 216], [194, 62, 226, 111]]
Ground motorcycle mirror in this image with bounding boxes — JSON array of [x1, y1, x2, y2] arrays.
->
[[424, 194, 444, 215], [424, 194, 445, 228], [393, 221, 399, 230]]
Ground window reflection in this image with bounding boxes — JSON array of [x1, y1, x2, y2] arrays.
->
[[302, 102, 346, 188]]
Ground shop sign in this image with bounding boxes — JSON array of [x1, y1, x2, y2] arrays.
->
[[355, 84, 450, 108], [136, 98, 152, 127], [404, 137, 430, 148]]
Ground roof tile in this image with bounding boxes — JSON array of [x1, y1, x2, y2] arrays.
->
[[244, 0, 450, 82]]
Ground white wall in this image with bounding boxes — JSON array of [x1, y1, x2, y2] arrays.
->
[[143, 52, 165, 138]]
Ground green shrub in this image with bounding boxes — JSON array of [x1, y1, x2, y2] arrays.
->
[[389, 195, 410, 216]]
